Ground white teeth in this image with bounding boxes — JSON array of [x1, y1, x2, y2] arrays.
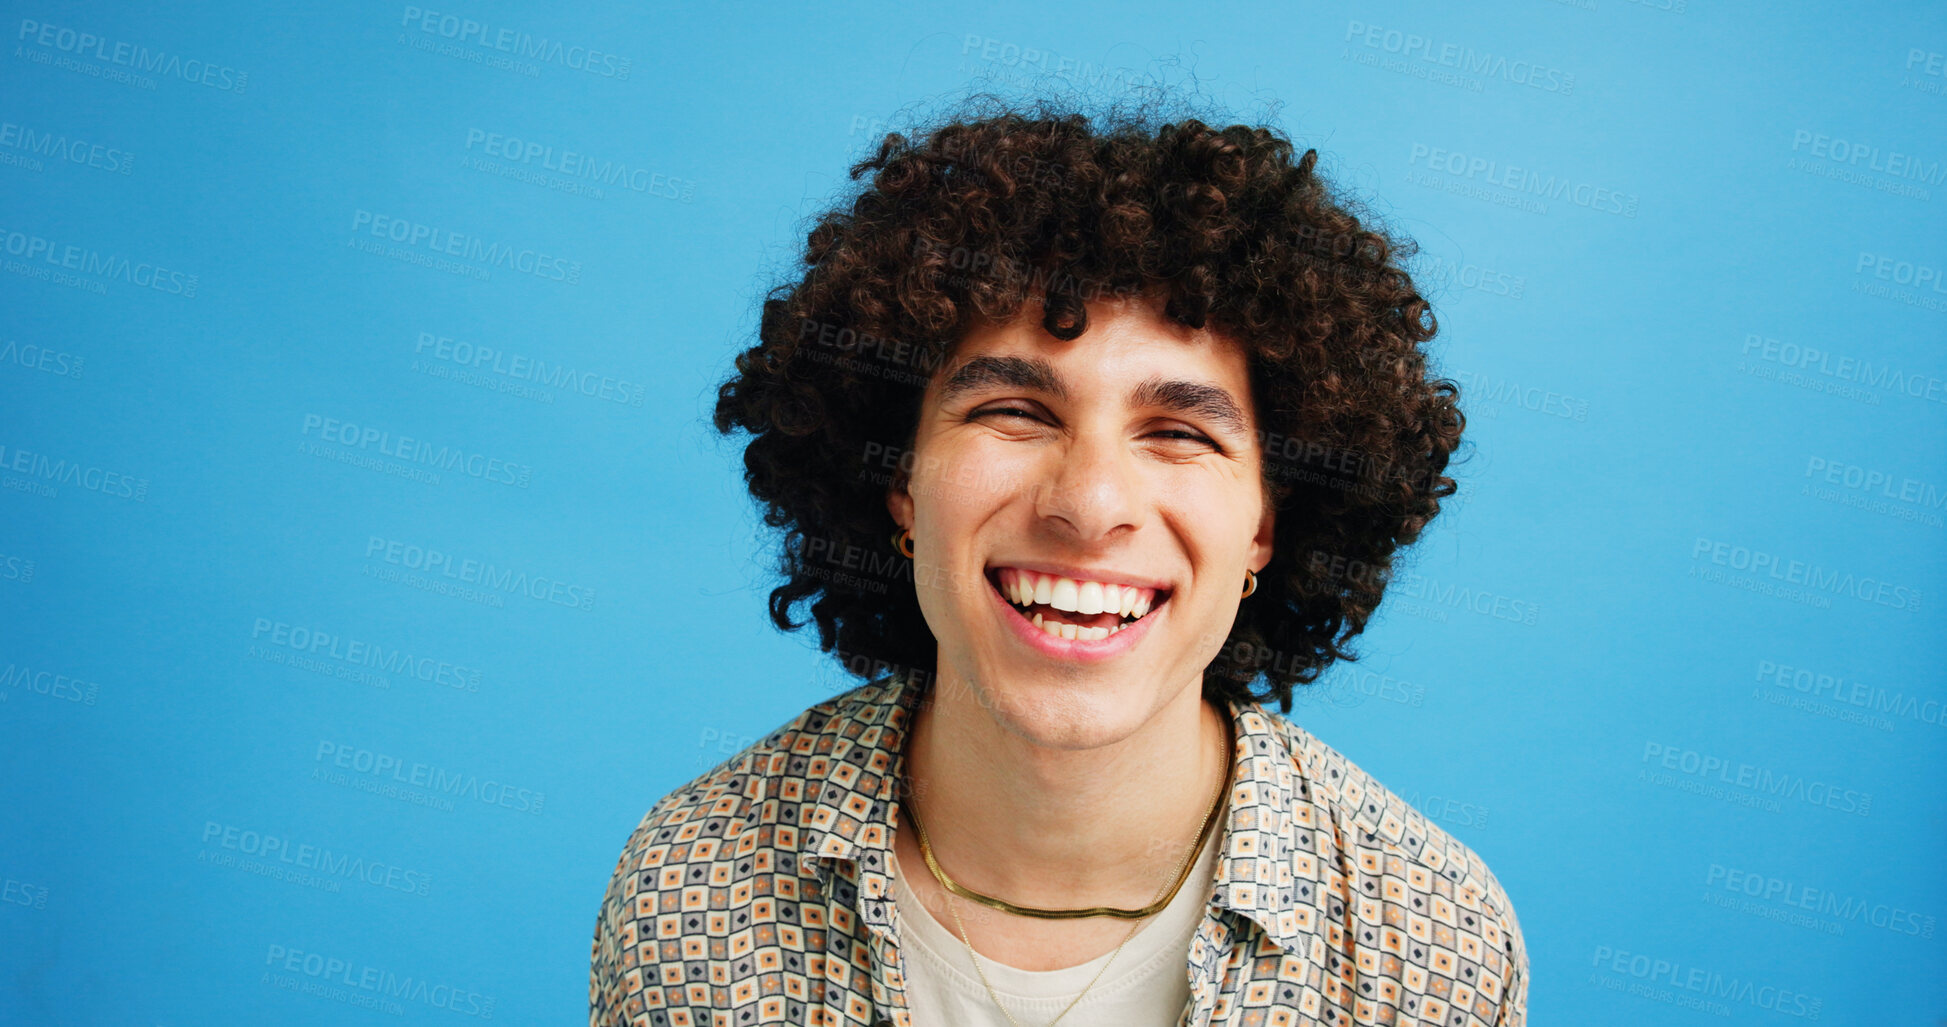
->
[[998, 567, 1166, 632], [1031, 611, 1108, 642], [1029, 602, 1129, 641], [1049, 577, 1079, 612]]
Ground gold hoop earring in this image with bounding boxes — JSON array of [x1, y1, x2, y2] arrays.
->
[[1241, 569, 1257, 598], [892, 529, 914, 559]]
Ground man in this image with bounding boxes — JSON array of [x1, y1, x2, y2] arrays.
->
[[593, 99, 1526, 1026]]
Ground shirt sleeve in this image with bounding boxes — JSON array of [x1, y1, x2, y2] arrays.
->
[[591, 821, 663, 1027], [1489, 894, 1529, 1027], [589, 873, 634, 1027], [1493, 956, 1528, 1027]]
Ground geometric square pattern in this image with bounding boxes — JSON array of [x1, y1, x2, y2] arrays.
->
[[591, 668, 1527, 1026]]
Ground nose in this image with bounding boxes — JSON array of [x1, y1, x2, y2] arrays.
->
[[1031, 428, 1144, 541]]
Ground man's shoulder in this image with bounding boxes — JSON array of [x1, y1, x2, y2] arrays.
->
[[602, 677, 894, 886], [589, 679, 894, 1022], [587, 682, 899, 1021], [1260, 708, 1526, 962]]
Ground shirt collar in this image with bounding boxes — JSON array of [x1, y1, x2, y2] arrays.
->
[[792, 665, 1325, 958]]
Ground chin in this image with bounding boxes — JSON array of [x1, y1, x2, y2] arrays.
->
[[975, 674, 1161, 749]]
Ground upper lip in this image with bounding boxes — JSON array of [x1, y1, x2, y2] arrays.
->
[[986, 561, 1175, 594]]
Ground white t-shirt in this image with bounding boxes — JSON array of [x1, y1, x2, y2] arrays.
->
[[889, 821, 1222, 1026]]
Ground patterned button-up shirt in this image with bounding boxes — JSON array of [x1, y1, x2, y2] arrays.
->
[[590, 667, 1528, 1026]]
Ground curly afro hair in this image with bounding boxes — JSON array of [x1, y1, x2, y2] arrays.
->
[[713, 93, 1465, 714]]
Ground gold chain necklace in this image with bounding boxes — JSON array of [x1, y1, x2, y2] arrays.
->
[[905, 714, 1234, 920], [901, 714, 1234, 1026]]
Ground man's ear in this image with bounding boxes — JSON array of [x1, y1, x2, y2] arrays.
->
[[1249, 492, 1276, 575], [885, 425, 921, 531], [886, 480, 913, 533]]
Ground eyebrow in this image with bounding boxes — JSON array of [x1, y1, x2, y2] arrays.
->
[[936, 355, 1253, 439]]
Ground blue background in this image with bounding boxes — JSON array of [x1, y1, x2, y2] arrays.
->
[[4, 1, 1944, 1023]]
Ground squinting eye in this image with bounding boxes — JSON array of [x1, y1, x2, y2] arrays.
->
[[971, 408, 1219, 449], [971, 406, 1039, 421]]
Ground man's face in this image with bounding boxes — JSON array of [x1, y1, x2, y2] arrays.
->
[[886, 291, 1275, 749]]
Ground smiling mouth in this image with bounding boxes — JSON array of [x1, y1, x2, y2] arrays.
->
[[986, 567, 1171, 642]]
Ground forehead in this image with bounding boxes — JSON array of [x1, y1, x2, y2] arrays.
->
[[929, 296, 1250, 404], [922, 298, 1259, 446]]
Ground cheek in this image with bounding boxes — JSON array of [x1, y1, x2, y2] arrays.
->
[[915, 449, 1023, 522], [1163, 475, 1259, 528]]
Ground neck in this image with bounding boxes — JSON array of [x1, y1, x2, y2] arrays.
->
[[898, 668, 1231, 910]]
